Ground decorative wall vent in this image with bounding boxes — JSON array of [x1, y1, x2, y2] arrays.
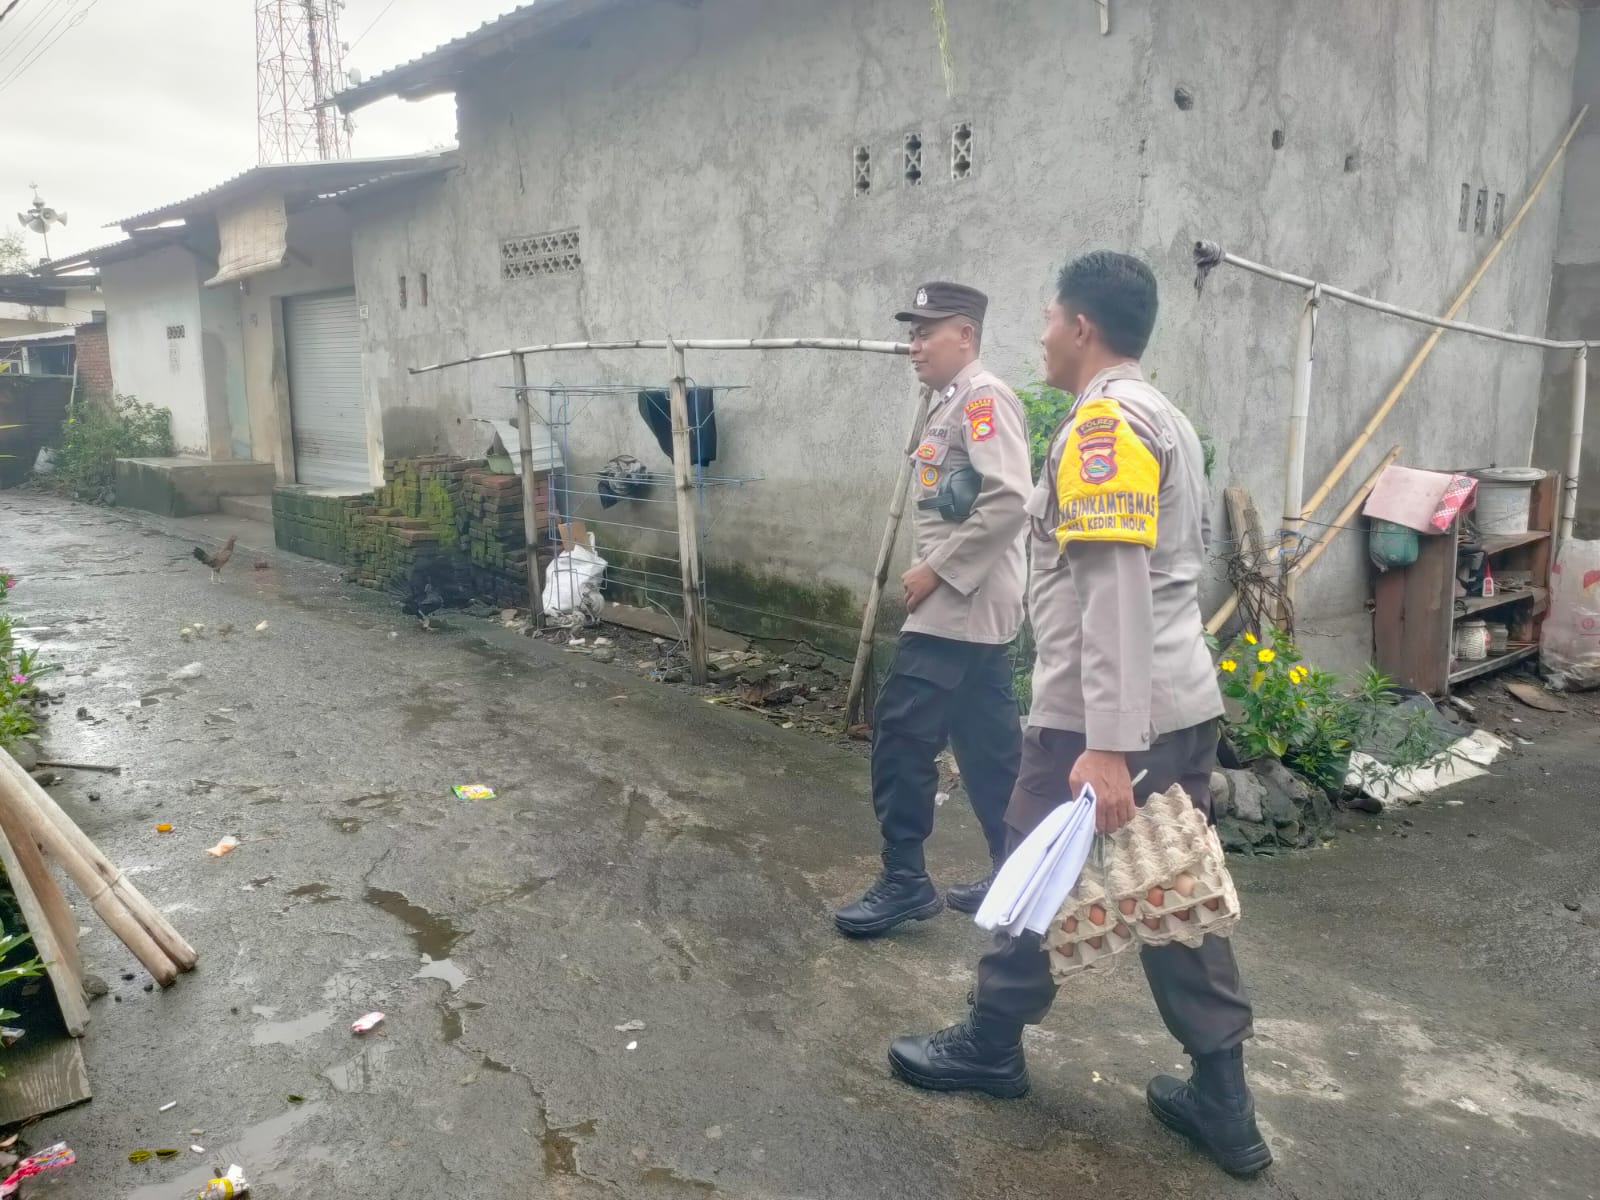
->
[[951, 122, 973, 180], [501, 229, 582, 279], [853, 145, 872, 196], [904, 132, 924, 185], [165, 324, 185, 339]]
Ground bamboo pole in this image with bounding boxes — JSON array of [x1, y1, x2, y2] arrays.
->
[[845, 385, 933, 727], [512, 352, 546, 629], [1280, 287, 1319, 624], [1300, 105, 1587, 520], [0, 750, 196, 974], [1284, 445, 1402, 581], [0, 753, 179, 985], [666, 339, 709, 684]]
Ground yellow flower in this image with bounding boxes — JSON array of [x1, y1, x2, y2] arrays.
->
[[1288, 665, 1308, 684], [1297, 698, 1307, 708], [1243, 632, 1258, 645], [1250, 670, 1266, 689], [1219, 658, 1237, 673], [1257, 648, 1276, 663]]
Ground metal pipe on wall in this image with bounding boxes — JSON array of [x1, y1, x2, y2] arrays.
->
[[1563, 346, 1588, 547], [1279, 286, 1319, 623]]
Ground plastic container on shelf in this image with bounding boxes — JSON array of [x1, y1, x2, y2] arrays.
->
[[1469, 467, 1546, 536], [1454, 619, 1490, 662]]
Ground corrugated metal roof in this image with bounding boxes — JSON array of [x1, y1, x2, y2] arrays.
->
[[334, 0, 629, 113], [0, 326, 81, 347], [111, 152, 455, 230], [35, 229, 188, 276]]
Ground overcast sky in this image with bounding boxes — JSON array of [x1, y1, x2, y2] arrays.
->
[[1, 0, 517, 262]]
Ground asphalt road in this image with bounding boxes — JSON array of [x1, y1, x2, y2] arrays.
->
[[2, 492, 1597, 1200]]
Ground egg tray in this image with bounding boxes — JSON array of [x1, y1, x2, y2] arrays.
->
[[1045, 785, 1241, 981]]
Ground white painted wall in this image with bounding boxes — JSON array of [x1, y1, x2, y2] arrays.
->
[[100, 244, 212, 454]]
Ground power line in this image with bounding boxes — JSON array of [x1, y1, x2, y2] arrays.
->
[[0, 0, 67, 73], [347, 0, 405, 54], [0, 0, 100, 95], [0, 0, 27, 26]]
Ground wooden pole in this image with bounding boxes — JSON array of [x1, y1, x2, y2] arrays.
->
[[0, 750, 196, 975], [0, 754, 179, 985], [1300, 105, 1586, 521], [845, 385, 932, 727], [513, 352, 546, 628], [667, 339, 709, 684]]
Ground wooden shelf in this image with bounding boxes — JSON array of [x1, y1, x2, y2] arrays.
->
[[1449, 644, 1538, 685], [1477, 530, 1551, 555], [1455, 585, 1548, 619]]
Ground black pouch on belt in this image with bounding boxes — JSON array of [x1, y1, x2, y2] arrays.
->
[[917, 466, 982, 523]]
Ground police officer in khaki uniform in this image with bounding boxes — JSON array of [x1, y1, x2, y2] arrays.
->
[[834, 282, 1032, 938], [887, 254, 1271, 1179]]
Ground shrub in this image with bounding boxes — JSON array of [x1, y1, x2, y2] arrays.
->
[[1217, 630, 1449, 792], [48, 393, 175, 501]]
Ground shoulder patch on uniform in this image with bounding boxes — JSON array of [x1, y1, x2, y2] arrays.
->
[[1053, 397, 1159, 549], [965, 396, 996, 442], [915, 442, 939, 460]]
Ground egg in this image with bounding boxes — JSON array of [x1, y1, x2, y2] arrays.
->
[[1113, 923, 1131, 939], [1173, 873, 1197, 897], [1174, 908, 1193, 921], [1146, 886, 1166, 907], [1087, 936, 1104, 950], [1204, 898, 1222, 912], [1061, 941, 1076, 957], [1088, 904, 1107, 927], [1063, 915, 1078, 934], [1118, 898, 1138, 917], [1142, 916, 1163, 931]]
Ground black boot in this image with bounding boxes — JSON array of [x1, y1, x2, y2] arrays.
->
[[888, 1011, 1029, 1098], [1147, 1047, 1273, 1177], [834, 848, 943, 938], [944, 858, 1001, 915]]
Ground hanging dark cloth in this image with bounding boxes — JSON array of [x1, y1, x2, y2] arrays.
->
[[637, 387, 718, 466]]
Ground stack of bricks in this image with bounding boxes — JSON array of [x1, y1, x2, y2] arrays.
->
[[272, 455, 550, 607]]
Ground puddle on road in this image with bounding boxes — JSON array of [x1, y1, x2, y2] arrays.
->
[[344, 790, 399, 810], [480, 1054, 514, 1073], [362, 887, 467, 960], [640, 1166, 718, 1193], [288, 882, 333, 899], [250, 1006, 336, 1045], [542, 1119, 596, 1175], [414, 955, 469, 992], [124, 1102, 326, 1200], [324, 1040, 394, 1093], [439, 999, 486, 1043]]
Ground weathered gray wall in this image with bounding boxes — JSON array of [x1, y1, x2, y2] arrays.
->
[[1537, 7, 1600, 539], [351, 0, 1578, 669]]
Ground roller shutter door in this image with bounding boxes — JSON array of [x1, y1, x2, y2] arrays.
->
[[284, 289, 368, 489]]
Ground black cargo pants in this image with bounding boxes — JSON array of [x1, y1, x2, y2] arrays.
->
[[871, 632, 1020, 869], [973, 720, 1255, 1056]]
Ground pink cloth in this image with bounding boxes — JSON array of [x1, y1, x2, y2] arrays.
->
[[1363, 465, 1478, 533]]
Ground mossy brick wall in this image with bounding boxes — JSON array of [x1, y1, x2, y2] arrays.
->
[[273, 455, 549, 607]]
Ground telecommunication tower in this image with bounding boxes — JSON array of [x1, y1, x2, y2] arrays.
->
[[255, 0, 352, 164]]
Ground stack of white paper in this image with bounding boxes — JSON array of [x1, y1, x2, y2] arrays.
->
[[974, 785, 1098, 937]]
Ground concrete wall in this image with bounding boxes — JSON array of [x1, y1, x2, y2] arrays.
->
[[100, 244, 214, 454], [237, 203, 358, 483], [1536, 7, 1600, 539], [351, 0, 1579, 669]]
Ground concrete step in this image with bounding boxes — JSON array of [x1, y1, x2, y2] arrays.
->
[[220, 494, 274, 523]]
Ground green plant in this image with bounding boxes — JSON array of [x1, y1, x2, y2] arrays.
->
[[0, 922, 46, 1078], [47, 393, 175, 501], [0, 570, 52, 753], [1217, 630, 1449, 792]]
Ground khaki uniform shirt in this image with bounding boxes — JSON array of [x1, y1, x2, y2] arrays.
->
[[1025, 362, 1223, 750], [901, 360, 1031, 645]]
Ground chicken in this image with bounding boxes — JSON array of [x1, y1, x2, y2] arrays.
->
[[390, 562, 463, 630], [192, 535, 237, 584]]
